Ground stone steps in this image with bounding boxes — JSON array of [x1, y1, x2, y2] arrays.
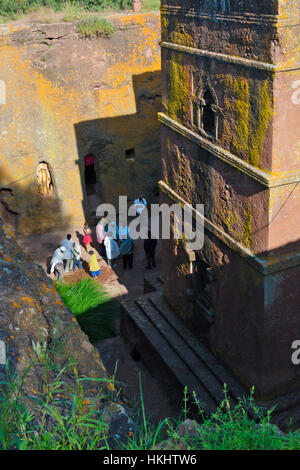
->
[[120, 292, 249, 418], [121, 290, 300, 428], [148, 293, 248, 402]]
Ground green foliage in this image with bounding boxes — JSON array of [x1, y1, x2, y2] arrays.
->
[[0, 365, 34, 449], [1, 358, 300, 450], [141, 0, 160, 11], [0, 0, 132, 19], [55, 278, 118, 341], [77, 16, 114, 38], [0, 0, 159, 21], [123, 385, 300, 451], [190, 386, 300, 451], [61, 2, 86, 22], [55, 278, 109, 315], [0, 358, 113, 450], [77, 0, 131, 10]]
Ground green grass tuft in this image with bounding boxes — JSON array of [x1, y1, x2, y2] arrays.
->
[[55, 278, 108, 315], [141, 0, 160, 11], [55, 278, 118, 341], [77, 16, 114, 38], [61, 2, 87, 22]]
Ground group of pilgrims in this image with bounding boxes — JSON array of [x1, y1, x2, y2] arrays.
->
[[49, 196, 158, 282]]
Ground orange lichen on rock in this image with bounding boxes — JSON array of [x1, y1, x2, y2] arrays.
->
[[0, 13, 161, 235]]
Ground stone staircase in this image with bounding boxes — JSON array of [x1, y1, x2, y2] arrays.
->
[[121, 287, 300, 428], [121, 290, 248, 418]]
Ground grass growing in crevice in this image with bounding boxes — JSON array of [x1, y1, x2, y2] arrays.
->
[[77, 16, 114, 38], [55, 278, 118, 341]]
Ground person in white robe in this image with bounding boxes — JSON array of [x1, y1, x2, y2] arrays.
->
[[61, 234, 74, 272], [104, 236, 120, 267], [50, 246, 66, 280]]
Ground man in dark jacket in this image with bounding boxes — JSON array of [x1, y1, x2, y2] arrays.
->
[[144, 231, 157, 269]]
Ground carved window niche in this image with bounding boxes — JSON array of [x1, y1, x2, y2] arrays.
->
[[192, 86, 219, 141], [37, 162, 53, 197]]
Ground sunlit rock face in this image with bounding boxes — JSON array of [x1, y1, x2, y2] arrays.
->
[[0, 13, 161, 235], [159, 0, 300, 399], [0, 218, 132, 438]]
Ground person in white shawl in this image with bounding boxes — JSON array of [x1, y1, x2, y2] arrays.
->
[[50, 246, 66, 281], [104, 235, 120, 267], [61, 234, 74, 272]]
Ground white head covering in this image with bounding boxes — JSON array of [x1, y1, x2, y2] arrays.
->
[[104, 236, 120, 260], [50, 246, 66, 273]]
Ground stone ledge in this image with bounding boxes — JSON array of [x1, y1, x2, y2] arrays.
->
[[161, 5, 300, 28], [158, 112, 300, 188], [160, 41, 300, 73], [159, 180, 300, 276]]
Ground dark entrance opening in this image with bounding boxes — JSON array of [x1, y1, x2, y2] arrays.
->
[[193, 255, 215, 335], [84, 154, 97, 196], [125, 148, 136, 161], [202, 89, 215, 137]]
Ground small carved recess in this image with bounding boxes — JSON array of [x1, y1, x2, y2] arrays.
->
[[192, 78, 219, 141], [37, 162, 53, 196]]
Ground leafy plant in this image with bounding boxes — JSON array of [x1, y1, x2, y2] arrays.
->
[[31, 340, 48, 362]]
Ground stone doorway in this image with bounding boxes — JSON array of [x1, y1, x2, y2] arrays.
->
[[84, 154, 97, 196]]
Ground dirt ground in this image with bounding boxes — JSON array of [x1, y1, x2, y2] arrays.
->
[[17, 223, 178, 425], [18, 223, 161, 303]]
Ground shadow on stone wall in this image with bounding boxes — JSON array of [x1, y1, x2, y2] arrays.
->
[[74, 70, 162, 224], [0, 165, 71, 236]]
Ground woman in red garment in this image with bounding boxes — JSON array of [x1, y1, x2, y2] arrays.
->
[[83, 222, 92, 252]]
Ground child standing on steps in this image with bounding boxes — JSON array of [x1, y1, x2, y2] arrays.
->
[[88, 250, 101, 279]]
